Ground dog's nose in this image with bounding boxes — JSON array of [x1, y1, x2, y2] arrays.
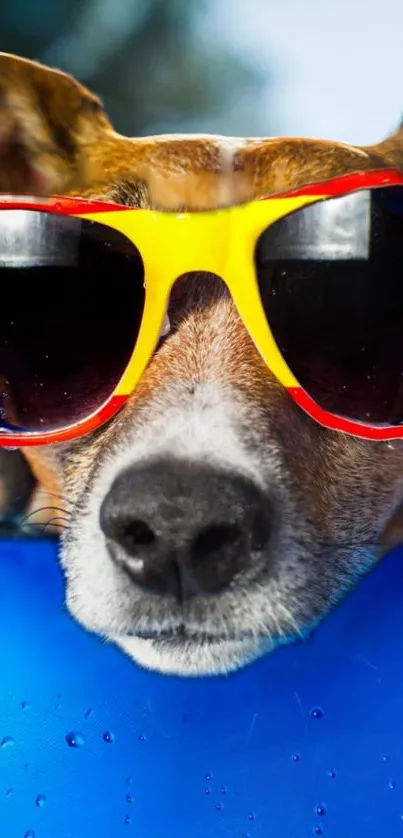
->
[[99, 460, 270, 601]]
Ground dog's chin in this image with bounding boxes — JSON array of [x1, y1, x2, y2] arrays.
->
[[113, 634, 272, 677]]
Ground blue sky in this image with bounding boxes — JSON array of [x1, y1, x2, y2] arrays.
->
[[210, 0, 403, 145]]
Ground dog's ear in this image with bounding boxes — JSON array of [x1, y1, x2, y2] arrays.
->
[[365, 120, 403, 169], [0, 52, 114, 195]]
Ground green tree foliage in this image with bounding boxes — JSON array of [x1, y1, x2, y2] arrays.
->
[[0, 0, 274, 136]]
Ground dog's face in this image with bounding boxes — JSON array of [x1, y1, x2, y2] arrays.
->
[[3, 52, 403, 676]]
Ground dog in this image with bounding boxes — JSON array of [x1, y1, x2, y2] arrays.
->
[[1, 51, 403, 677]]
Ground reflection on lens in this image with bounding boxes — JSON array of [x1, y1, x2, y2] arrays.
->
[[0, 210, 145, 431], [255, 187, 403, 424]]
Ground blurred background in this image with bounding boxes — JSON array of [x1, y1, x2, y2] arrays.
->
[[1, 0, 403, 143], [0, 0, 403, 534]]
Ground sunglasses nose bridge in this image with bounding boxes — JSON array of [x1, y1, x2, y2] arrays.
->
[[142, 210, 233, 284]]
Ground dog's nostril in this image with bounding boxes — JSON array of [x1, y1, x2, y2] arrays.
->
[[191, 523, 242, 560], [121, 519, 156, 548]]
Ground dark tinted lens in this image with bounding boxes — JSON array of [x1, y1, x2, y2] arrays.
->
[[255, 187, 403, 424], [0, 210, 144, 431]]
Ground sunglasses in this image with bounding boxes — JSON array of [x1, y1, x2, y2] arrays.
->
[[1, 168, 403, 448]]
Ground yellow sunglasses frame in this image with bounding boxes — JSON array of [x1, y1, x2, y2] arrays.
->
[[86, 194, 308, 399], [1, 168, 403, 447]]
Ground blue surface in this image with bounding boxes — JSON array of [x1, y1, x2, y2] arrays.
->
[[0, 541, 403, 837]]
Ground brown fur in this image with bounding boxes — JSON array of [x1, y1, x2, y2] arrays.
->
[[1, 52, 403, 672]]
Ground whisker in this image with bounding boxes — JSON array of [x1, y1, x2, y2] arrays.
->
[[22, 522, 68, 535], [25, 517, 68, 527], [41, 516, 70, 534], [20, 505, 71, 527], [41, 491, 76, 508], [22, 517, 69, 536]]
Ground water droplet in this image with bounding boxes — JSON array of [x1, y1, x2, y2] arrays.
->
[[292, 753, 301, 762], [21, 701, 29, 711], [103, 730, 114, 743], [84, 708, 93, 719], [310, 707, 324, 720], [389, 780, 397, 790], [24, 831, 35, 838], [314, 827, 322, 836], [124, 815, 132, 825], [216, 802, 223, 811], [0, 736, 14, 748], [328, 769, 336, 779], [220, 785, 228, 795], [316, 804, 326, 816], [65, 731, 85, 748], [382, 754, 389, 762], [5, 788, 12, 797], [205, 773, 213, 782], [35, 794, 46, 808], [138, 734, 146, 742], [241, 834, 251, 838], [126, 794, 133, 804], [248, 811, 256, 821], [205, 787, 211, 795], [126, 776, 132, 785]]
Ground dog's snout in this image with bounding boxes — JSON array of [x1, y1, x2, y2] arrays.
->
[[99, 460, 270, 601]]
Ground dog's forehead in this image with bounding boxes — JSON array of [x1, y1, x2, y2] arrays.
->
[[111, 133, 375, 211], [3, 51, 398, 210]]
